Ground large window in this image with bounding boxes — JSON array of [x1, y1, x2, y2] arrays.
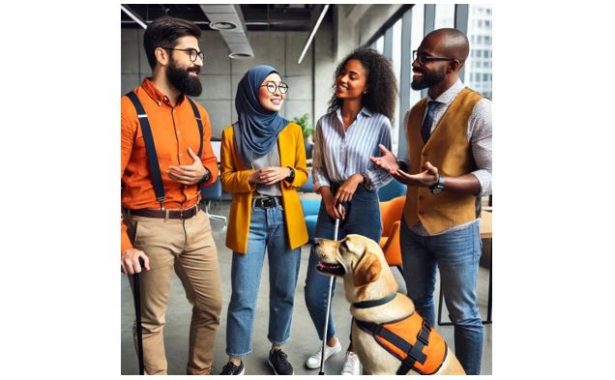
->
[[374, 35, 384, 54], [464, 4, 493, 99], [409, 4, 425, 110], [434, 4, 455, 29], [363, 4, 492, 155], [390, 18, 403, 154]]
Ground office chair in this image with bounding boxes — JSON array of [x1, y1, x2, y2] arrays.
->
[[200, 177, 227, 228], [299, 173, 320, 243], [379, 196, 405, 274]]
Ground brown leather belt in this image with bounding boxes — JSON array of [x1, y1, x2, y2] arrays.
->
[[253, 196, 282, 208], [123, 204, 201, 219]]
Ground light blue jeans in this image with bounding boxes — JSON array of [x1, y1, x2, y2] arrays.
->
[[304, 185, 382, 340], [400, 219, 483, 375], [225, 205, 301, 356]]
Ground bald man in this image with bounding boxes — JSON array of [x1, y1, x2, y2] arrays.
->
[[371, 28, 491, 375]]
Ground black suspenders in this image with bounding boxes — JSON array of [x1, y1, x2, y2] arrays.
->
[[125, 91, 204, 209], [187, 97, 204, 159]]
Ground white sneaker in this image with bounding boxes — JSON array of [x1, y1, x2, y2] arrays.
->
[[305, 340, 342, 369], [341, 351, 362, 375]]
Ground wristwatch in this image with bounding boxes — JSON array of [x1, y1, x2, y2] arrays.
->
[[199, 168, 212, 184], [285, 166, 295, 182], [430, 175, 445, 194]]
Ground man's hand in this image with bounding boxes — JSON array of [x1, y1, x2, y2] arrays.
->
[[257, 166, 291, 185], [392, 161, 439, 187], [168, 147, 207, 185], [334, 173, 364, 204], [370, 144, 399, 173], [121, 248, 150, 275]]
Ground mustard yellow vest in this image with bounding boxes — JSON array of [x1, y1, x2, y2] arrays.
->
[[403, 88, 483, 234]]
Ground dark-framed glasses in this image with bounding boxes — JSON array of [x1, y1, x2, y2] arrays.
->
[[260, 81, 289, 94], [162, 47, 204, 63], [413, 50, 454, 65]]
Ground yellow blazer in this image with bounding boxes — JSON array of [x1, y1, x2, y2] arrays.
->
[[220, 122, 309, 254]]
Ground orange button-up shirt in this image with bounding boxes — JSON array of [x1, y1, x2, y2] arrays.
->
[[121, 78, 218, 252]]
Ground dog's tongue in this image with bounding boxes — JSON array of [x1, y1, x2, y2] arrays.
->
[[316, 261, 344, 276]]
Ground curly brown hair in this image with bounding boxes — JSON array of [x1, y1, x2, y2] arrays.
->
[[327, 48, 398, 121]]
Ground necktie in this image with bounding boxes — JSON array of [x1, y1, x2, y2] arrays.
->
[[421, 101, 439, 144]]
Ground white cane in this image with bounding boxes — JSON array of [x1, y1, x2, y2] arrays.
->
[[319, 205, 342, 375]]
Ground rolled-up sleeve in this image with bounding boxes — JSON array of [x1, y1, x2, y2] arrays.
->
[[469, 99, 492, 196], [311, 118, 330, 190], [362, 118, 393, 191]]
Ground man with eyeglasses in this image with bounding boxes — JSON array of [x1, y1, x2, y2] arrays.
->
[[121, 16, 222, 375], [371, 28, 491, 375]]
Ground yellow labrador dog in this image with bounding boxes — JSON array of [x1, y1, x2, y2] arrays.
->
[[314, 234, 465, 375]]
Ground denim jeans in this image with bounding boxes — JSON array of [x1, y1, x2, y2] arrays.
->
[[225, 205, 301, 356], [399, 219, 483, 375], [304, 185, 382, 340]]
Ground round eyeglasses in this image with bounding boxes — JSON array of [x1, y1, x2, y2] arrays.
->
[[260, 81, 289, 94], [162, 47, 204, 63]]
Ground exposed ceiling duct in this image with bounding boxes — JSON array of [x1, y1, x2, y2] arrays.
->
[[121, 5, 148, 29], [199, 4, 254, 59]]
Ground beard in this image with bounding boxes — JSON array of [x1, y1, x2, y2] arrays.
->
[[411, 69, 446, 91], [167, 59, 202, 97]]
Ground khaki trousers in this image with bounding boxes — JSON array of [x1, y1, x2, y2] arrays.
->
[[127, 210, 222, 375]]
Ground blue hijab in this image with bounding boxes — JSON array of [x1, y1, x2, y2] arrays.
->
[[233, 65, 288, 167]]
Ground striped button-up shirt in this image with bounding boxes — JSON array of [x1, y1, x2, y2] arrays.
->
[[312, 107, 392, 191]]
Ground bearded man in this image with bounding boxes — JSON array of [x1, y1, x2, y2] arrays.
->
[[120, 15, 222, 375], [371, 28, 492, 375]]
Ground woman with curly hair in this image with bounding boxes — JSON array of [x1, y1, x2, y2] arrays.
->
[[303, 48, 398, 375]]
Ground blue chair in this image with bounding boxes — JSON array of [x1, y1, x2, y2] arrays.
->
[[299, 173, 320, 243], [298, 173, 315, 193], [301, 198, 321, 242], [200, 177, 227, 228], [378, 180, 407, 201]]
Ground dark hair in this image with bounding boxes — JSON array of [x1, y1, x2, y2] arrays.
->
[[143, 16, 201, 69], [327, 48, 398, 121]]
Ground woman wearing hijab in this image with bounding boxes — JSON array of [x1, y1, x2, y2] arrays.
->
[[303, 48, 397, 375], [219, 65, 308, 376]]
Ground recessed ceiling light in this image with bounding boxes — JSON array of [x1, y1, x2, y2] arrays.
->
[[228, 52, 254, 59], [209, 21, 238, 31]]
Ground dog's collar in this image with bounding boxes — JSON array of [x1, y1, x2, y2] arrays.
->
[[352, 292, 397, 309]]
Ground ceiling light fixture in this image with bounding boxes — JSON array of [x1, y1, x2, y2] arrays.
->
[[209, 21, 238, 31], [297, 5, 330, 64], [121, 5, 147, 29], [228, 52, 254, 59]]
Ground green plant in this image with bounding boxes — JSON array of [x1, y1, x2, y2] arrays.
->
[[292, 113, 313, 139]]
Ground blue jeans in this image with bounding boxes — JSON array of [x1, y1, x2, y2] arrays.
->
[[400, 219, 483, 375], [225, 206, 301, 356], [304, 185, 382, 340]]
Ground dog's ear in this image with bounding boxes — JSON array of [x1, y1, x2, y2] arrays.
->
[[353, 251, 382, 287]]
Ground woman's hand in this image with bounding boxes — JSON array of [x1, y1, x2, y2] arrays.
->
[[334, 173, 364, 204], [321, 187, 346, 220], [256, 166, 291, 185]]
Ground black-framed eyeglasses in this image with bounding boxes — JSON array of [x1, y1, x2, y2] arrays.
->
[[162, 47, 204, 63], [413, 50, 454, 65], [260, 81, 289, 94]]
